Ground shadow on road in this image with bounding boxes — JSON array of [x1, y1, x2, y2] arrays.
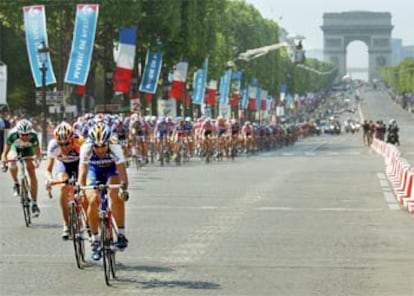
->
[[136, 279, 221, 290], [112, 263, 221, 290], [31, 222, 61, 229]]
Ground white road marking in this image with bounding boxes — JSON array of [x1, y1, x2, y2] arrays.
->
[[377, 172, 401, 211], [383, 192, 397, 203], [377, 172, 386, 179], [379, 179, 390, 187], [388, 204, 401, 210]]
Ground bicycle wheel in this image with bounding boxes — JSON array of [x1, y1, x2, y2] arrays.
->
[[20, 179, 31, 227], [78, 209, 86, 264], [101, 218, 116, 286], [69, 204, 84, 269], [135, 155, 141, 170]]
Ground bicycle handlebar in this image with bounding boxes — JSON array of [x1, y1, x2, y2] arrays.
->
[[78, 184, 124, 191], [3, 156, 36, 163]]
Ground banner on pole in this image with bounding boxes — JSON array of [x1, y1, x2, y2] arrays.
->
[[139, 49, 162, 94], [23, 5, 56, 87], [65, 4, 99, 85], [0, 62, 7, 104], [191, 58, 208, 105]]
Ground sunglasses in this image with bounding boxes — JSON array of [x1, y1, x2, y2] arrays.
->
[[94, 144, 108, 149], [20, 133, 30, 136], [58, 141, 71, 146]]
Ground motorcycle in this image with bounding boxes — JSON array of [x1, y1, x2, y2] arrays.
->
[[387, 131, 399, 145]]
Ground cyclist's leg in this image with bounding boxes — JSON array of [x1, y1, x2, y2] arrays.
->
[[54, 163, 71, 226], [24, 148, 38, 201], [85, 171, 101, 241], [7, 148, 19, 183], [107, 174, 125, 229], [107, 172, 128, 248]]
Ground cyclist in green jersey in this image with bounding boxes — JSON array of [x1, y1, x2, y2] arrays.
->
[[1, 119, 42, 217]]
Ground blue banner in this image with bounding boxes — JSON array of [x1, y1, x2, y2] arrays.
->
[[240, 88, 249, 109], [219, 68, 232, 105], [280, 83, 287, 93], [65, 4, 99, 85], [139, 49, 163, 94], [191, 58, 208, 105], [23, 5, 56, 87], [255, 88, 262, 111]]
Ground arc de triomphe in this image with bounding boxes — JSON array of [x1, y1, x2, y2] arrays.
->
[[321, 11, 393, 81]]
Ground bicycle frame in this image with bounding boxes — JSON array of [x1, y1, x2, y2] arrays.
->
[[5, 156, 34, 227], [79, 183, 122, 286], [49, 176, 87, 269]]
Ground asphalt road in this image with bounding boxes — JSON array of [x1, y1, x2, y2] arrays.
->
[[0, 89, 413, 296]]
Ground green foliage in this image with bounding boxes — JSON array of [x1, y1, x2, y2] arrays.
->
[[1, 0, 337, 113], [379, 60, 414, 94]]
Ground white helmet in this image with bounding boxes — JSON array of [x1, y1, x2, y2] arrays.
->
[[16, 119, 33, 134]]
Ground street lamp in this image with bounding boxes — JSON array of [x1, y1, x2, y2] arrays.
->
[[37, 40, 49, 153]]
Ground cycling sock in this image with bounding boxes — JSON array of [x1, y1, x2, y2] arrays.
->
[[118, 227, 125, 235], [92, 233, 99, 242]]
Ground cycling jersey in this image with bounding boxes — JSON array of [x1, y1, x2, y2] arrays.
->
[[6, 129, 39, 157], [230, 123, 240, 135], [216, 123, 227, 136], [112, 125, 129, 142], [47, 135, 84, 177], [79, 143, 125, 185], [155, 122, 169, 138], [174, 125, 185, 138]]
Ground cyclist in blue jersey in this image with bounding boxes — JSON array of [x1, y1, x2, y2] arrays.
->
[[183, 117, 194, 157], [154, 116, 169, 160], [111, 116, 129, 159], [78, 122, 129, 261]]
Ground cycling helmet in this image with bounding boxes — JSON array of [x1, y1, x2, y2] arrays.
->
[[53, 122, 73, 143], [16, 119, 33, 134], [94, 113, 105, 123], [185, 117, 192, 122], [88, 122, 111, 146]]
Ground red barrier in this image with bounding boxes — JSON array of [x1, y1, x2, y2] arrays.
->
[[371, 139, 413, 215], [396, 169, 413, 207]]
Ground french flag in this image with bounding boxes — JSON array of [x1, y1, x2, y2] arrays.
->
[[169, 60, 189, 100], [205, 80, 217, 106], [113, 27, 136, 94]]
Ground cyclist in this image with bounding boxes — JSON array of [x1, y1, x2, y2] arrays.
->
[[172, 117, 186, 161], [111, 116, 129, 160], [1, 119, 42, 217], [78, 122, 129, 261], [45, 122, 85, 239], [154, 116, 169, 160]]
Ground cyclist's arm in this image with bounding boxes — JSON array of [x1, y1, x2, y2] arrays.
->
[[34, 145, 42, 160], [77, 162, 88, 187], [45, 157, 55, 181], [1, 143, 10, 162], [116, 162, 128, 190]]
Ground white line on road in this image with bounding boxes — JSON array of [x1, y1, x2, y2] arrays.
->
[[379, 179, 390, 187], [377, 172, 386, 179], [383, 192, 397, 203], [388, 204, 401, 210], [377, 172, 401, 211]]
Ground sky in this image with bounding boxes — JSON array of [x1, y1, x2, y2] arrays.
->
[[245, 0, 413, 68]]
